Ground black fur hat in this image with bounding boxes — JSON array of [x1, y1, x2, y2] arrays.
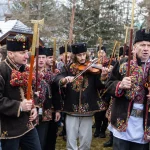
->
[[119, 46, 129, 56], [134, 29, 150, 44], [38, 46, 47, 55], [7, 34, 29, 51], [97, 46, 106, 52], [59, 45, 72, 55], [46, 48, 53, 56], [71, 43, 87, 54]]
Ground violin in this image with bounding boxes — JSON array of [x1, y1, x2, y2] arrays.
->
[[73, 58, 109, 82], [77, 61, 101, 74]]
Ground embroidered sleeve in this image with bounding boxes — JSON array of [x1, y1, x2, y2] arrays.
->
[[115, 81, 124, 97]]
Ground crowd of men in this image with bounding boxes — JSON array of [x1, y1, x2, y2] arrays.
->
[[0, 28, 149, 150]]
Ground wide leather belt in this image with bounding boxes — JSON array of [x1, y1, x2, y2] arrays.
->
[[130, 109, 143, 118]]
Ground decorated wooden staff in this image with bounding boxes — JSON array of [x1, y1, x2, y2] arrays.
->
[[108, 40, 118, 68], [123, 25, 129, 57], [69, 0, 76, 45], [27, 19, 44, 100], [98, 37, 103, 64], [65, 40, 69, 65], [127, 0, 135, 77], [117, 42, 121, 60], [52, 38, 56, 73], [35, 28, 39, 92]]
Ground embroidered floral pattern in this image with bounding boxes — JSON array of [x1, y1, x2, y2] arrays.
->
[[42, 109, 52, 121], [144, 126, 150, 142], [10, 66, 35, 99], [97, 101, 107, 111], [70, 63, 80, 75], [144, 126, 150, 141], [26, 121, 33, 129], [15, 34, 26, 42], [1, 131, 8, 138], [43, 69, 54, 84], [72, 76, 88, 92], [33, 73, 49, 105], [116, 118, 127, 131], [119, 60, 146, 103], [72, 103, 89, 113]]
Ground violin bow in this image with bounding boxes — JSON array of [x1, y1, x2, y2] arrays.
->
[[72, 58, 101, 82], [27, 19, 44, 100], [127, 0, 135, 77]]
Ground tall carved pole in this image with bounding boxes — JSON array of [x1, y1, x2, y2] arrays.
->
[[127, 0, 135, 77], [123, 25, 129, 57], [116, 42, 121, 60], [27, 19, 44, 100], [65, 40, 68, 65], [108, 41, 118, 68], [53, 38, 56, 73], [69, 0, 76, 45], [98, 37, 103, 64], [35, 28, 39, 92]]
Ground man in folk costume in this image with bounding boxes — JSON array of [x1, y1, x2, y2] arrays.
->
[[58, 45, 72, 140], [34, 46, 53, 150], [45, 47, 53, 71], [57, 45, 72, 71], [0, 34, 41, 150], [119, 46, 129, 59], [103, 45, 129, 148], [94, 45, 116, 139], [54, 43, 108, 150], [44, 47, 61, 150], [106, 29, 150, 150], [93, 46, 111, 138]]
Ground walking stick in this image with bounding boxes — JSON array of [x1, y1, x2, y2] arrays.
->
[[127, 0, 135, 77], [27, 19, 44, 100], [108, 41, 118, 69], [98, 37, 103, 64], [35, 28, 39, 92], [65, 40, 69, 65], [52, 38, 56, 73], [123, 25, 129, 57]]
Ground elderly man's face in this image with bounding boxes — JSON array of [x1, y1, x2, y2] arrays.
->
[[134, 41, 150, 62]]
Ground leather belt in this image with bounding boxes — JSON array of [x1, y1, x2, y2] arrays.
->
[[130, 109, 143, 118]]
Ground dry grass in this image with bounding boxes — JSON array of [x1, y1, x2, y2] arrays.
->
[[56, 128, 112, 150]]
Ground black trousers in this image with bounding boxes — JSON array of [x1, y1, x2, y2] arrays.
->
[[45, 113, 58, 150], [1, 128, 41, 150], [94, 111, 108, 133], [113, 136, 149, 150], [61, 112, 66, 135], [37, 113, 58, 150], [36, 121, 49, 150]]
